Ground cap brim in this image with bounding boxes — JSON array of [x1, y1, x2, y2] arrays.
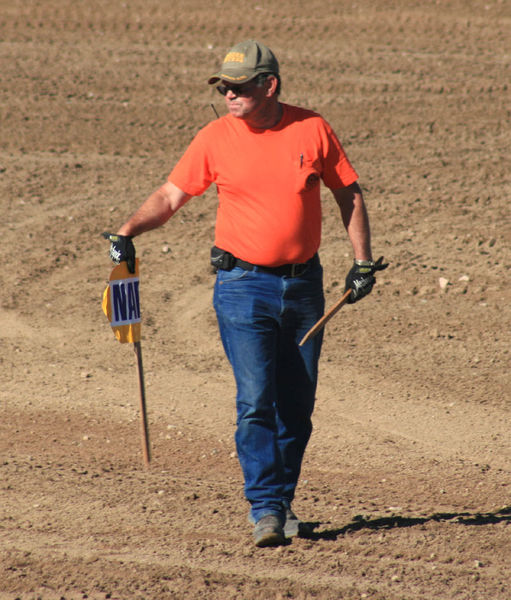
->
[[207, 71, 258, 85]]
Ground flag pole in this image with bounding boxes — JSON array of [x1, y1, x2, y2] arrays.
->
[[101, 256, 151, 467], [134, 340, 151, 466]]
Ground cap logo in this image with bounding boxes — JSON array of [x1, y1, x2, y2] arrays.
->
[[224, 51, 245, 63], [219, 73, 248, 81]]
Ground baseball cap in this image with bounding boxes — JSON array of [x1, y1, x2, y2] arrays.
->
[[208, 40, 279, 85]]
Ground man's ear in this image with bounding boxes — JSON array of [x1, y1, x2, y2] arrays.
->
[[266, 75, 279, 97]]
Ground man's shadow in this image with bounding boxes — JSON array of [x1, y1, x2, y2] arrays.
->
[[301, 505, 511, 541]]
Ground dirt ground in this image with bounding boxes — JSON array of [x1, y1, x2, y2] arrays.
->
[[1, 0, 510, 598]]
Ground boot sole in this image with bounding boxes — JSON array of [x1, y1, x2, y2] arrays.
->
[[255, 530, 286, 547]]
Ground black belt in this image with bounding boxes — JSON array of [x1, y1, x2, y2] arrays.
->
[[233, 253, 319, 278]]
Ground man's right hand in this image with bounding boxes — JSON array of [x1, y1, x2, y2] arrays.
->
[[102, 232, 136, 273], [344, 256, 388, 303]]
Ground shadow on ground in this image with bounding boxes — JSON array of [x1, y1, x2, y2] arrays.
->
[[306, 506, 511, 541]]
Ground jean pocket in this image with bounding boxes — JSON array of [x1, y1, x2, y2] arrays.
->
[[217, 266, 250, 284]]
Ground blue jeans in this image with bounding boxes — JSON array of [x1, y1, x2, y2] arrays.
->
[[213, 258, 325, 523]]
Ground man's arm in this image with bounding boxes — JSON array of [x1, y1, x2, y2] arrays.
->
[[331, 181, 372, 261], [332, 182, 388, 303], [103, 181, 191, 273], [117, 181, 192, 237]]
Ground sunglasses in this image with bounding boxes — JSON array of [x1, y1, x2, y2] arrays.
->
[[216, 81, 259, 97]]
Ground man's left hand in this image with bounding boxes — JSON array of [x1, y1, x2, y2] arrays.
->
[[344, 256, 388, 303]]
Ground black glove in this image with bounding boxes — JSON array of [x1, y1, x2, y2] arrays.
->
[[344, 256, 388, 303], [102, 232, 136, 273]]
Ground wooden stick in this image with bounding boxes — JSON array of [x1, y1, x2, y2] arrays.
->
[[299, 289, 352, 346], [134, 341, 151, 467]]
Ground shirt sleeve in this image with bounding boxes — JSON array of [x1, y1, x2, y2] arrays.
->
[[319, 118, 359, 190], [168, 128, 214, 197]]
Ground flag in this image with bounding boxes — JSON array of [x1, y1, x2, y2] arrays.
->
[[102, 259, 141, 343]]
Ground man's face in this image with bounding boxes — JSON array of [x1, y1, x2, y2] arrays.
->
[[217, 77, 272, 122]]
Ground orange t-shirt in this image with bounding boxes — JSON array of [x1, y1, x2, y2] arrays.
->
[[169, 103, 358, 266]]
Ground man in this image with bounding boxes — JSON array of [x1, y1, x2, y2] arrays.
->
[[104, 40, 386, 547]]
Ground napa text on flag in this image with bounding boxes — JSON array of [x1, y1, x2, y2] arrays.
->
[[102, 259, 141, 343]]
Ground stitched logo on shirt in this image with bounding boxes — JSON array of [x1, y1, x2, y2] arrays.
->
[[305, 173, 320, 190]]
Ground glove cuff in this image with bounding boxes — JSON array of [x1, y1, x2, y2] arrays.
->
[[354, 258, 374, 267]]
